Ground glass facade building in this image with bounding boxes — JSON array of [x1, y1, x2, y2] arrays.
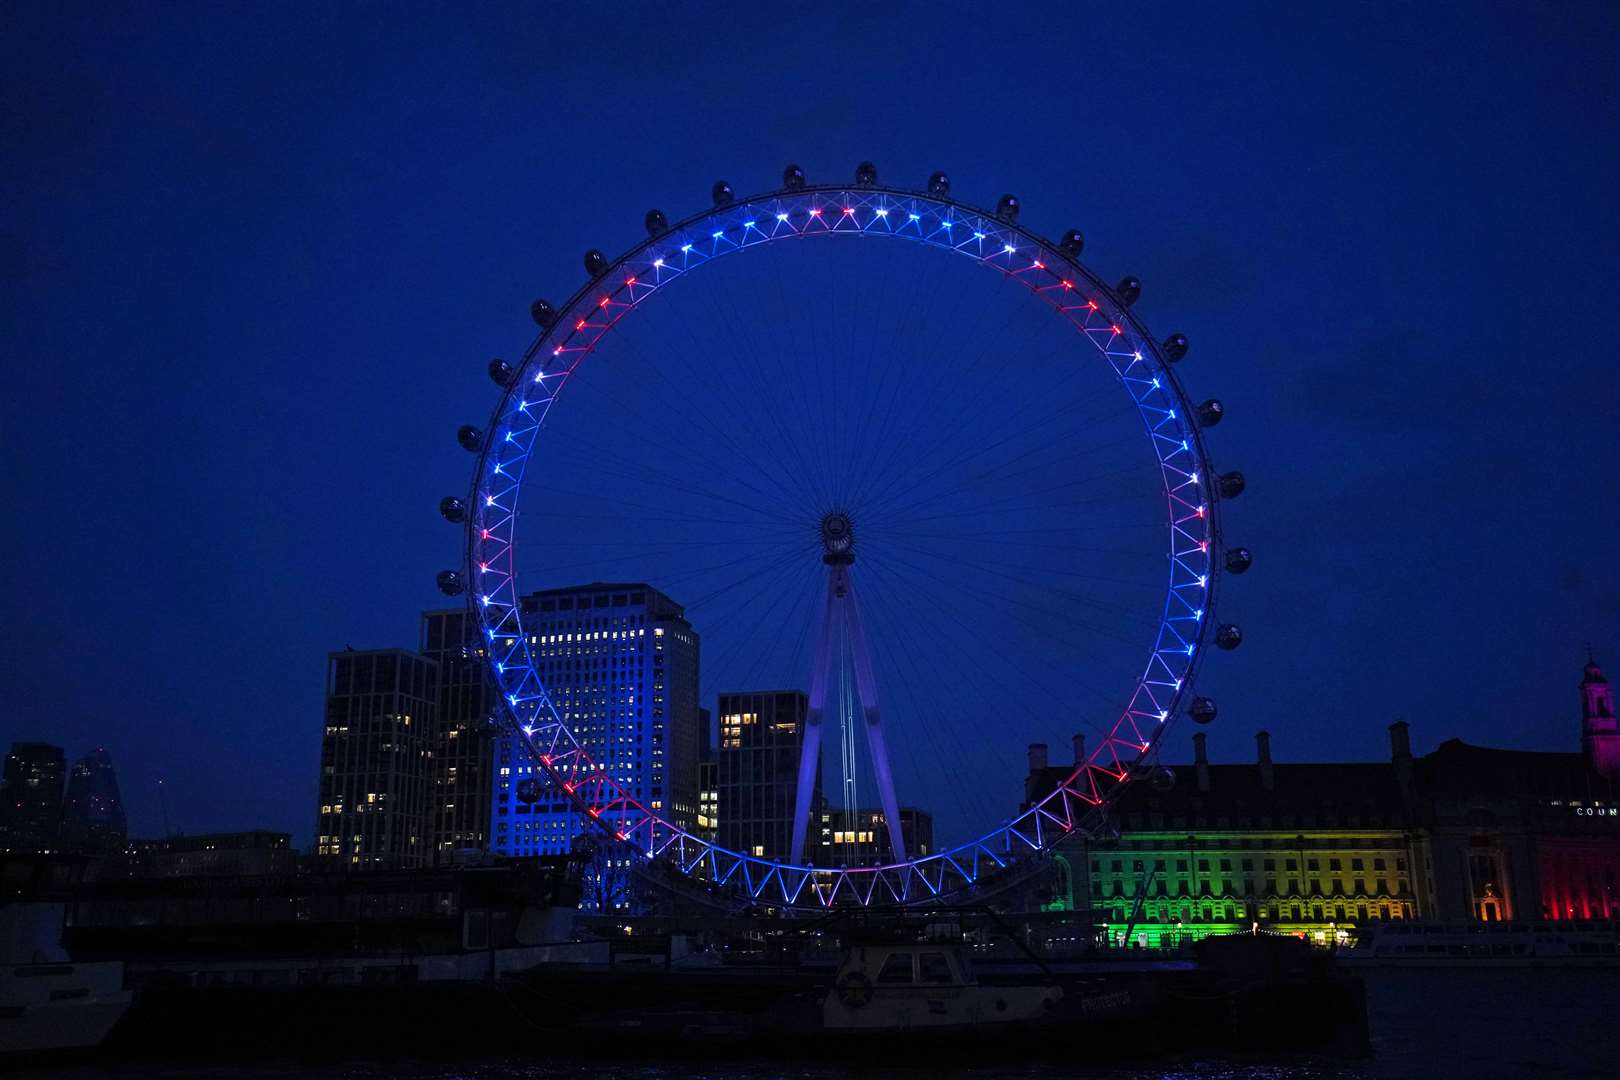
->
[[61, 747, 127, 855], [494, 583, 700, 857], [316, 649, 438, 870], [820, 806, 933, 868], [420, 608, 497, 859], [0, 742, 67, 854], [1025, 658, 1620, 943], [717, 690, 819, 861]]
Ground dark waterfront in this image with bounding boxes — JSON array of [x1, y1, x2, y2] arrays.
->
[[20, 970, 1620, 1080]]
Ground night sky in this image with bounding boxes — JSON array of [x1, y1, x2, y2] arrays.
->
[[4, 3, 1616, 846]]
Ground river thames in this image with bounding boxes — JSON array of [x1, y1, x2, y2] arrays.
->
[[24, 969, 1620, 1079]]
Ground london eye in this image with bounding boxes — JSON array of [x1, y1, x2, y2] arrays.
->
[[438, 162, 1247, 908]]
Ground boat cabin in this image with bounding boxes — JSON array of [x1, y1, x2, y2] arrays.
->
[[823, 943, 1060, 1030]]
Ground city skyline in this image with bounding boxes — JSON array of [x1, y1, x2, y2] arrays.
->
[[4, 6, 1618, 1074], [10, 608, 1616, 851], [4, 4, 1615, 847]]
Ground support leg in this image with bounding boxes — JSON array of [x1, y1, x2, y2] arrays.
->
[[790, 573, 838, 863], [842, 573, 907, 864]]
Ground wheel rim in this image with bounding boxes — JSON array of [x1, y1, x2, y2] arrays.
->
[[467, 184, 1221, 908]]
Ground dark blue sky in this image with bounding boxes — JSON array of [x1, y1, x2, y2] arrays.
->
[[4, 3, 1616, 845]]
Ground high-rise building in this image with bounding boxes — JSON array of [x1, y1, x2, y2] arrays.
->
[[820, 806, 934, 868], [315, 649, 438, 870], [717, 690, 820, 861], [420, 608, 497, 860], [494, 583, 701, 857], [61, 748, 127, 855], [697, 760, 719, 841], [0, 743, 66, 854], [696, 706, 718, 840]]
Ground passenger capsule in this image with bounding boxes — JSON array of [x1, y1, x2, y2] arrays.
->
[[439, 496, 466, 523], [996, 193, 1020, 223], [1196, 399, 1225, 427], [1218, 471, 1246, 499], [1115, 276, 1142, 307], [1059, 229, 1085, 258], [1216, 624, 1244, 650], [644, 209, 669, 237], [1151, 766, 1177, 793], [1189, 697, 1217, 725], [927, 171, 951, 196], [436, 570, 465, 596], [855, 161, 878, 186], [783, 164, 806, 190], [1163, 333, 1189, 362], [516, 778, 543, 804], [1225, 547, 1253, 574], [488, 358, 514, 387], [457, 425, 484, 452], [530, 299, 558, 328], [711, 181, 734, 206], [583, 249, 609, 278]]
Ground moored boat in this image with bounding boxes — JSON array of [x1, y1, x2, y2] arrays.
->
[[1, 903, 131, 1057]]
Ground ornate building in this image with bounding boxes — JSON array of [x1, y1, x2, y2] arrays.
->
[[1408, 653, 1620, 922], [1023, 653, 1620, 941]]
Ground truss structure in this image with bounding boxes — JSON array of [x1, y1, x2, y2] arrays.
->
[[465, 182, 1223, 908]]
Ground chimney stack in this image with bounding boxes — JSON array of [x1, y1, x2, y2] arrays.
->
[[1193, 732, 1210, 792], [1389, 720, 1411, 761], [1256, 731, 1274, 791], [1389, 719, 1415, 800], [1028, 743, 1048, 773], [1071, 732, 1087, 767]]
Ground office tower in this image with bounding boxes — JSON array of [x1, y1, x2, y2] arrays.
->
[[315, 649, 438, 870], [421, 608, 497, 860], [820, 806, 933, 868], [61, 747, 127, 855], [717, 690, 820, 861], [0, 742, 67, 854], [697, 707, 718, 840], [493, 583, 701, 856]]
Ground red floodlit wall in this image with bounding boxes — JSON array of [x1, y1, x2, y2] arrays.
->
[[1538, 839, 1620, 920]]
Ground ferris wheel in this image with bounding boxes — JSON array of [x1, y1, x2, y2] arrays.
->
[[437, 162, 1248, 909]]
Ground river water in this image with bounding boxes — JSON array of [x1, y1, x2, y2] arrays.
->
[[27, 969, 1620, 1080]]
